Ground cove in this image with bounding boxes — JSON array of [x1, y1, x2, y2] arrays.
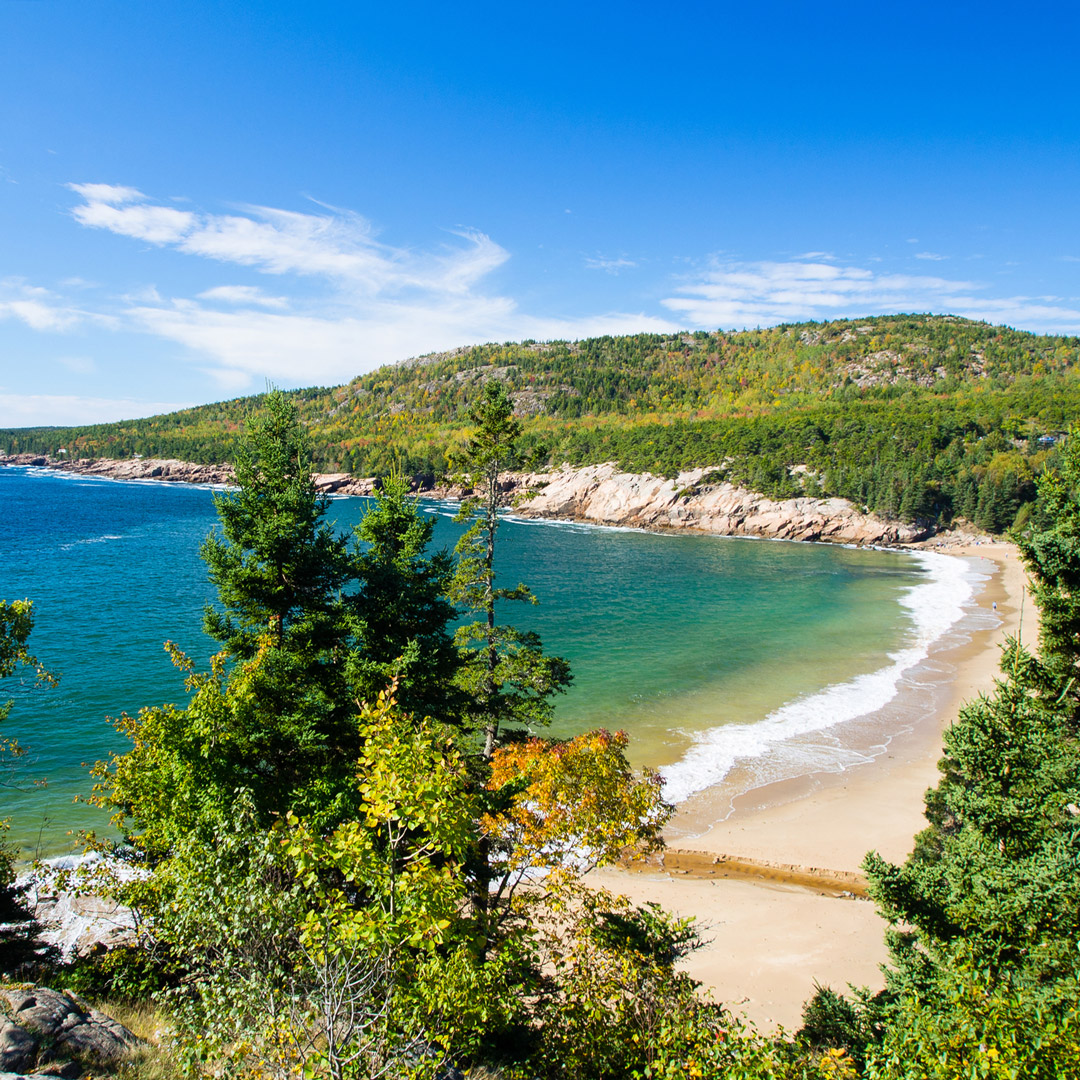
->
[[0, 465, 969, 855]]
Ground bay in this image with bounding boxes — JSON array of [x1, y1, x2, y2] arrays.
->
[[0, 466, 963, 855]]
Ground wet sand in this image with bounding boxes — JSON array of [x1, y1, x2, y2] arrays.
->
[[592, 541, 1035, 1031]]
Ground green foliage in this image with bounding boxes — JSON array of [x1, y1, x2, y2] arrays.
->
[[1017, 423, 1080, 697], [7, 316, 1076, 530], [866, 644, 1080, 1009], [55, 940, 175, 1003], [798, 985, 888, 1070], [100, 394, 466, 845], [861, 465, 1080, 1075], [865, 957, 1080, 1079], [345, 472, 462, 720], [201, 388, 351, 659], [448, 380, 571, 758], [0, 598, 57, 976]]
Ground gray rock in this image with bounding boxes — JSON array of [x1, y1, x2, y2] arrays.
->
[[0, 987, 140, 1067], [0, 1017, 36, 1072]]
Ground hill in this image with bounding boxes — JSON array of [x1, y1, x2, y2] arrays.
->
[[4, 314, 1079, 531]]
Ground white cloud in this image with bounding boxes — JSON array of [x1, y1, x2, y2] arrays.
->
[[661, 258, 1080, 334], [67, 183, 145, 206], [68, 185, 509, 295], [56, 184, 678, 387], [584, 255, 638, 274], [0, 393, 193, 428], [0, 280, 84, 332], [197, 285, 289, 308], [914, 251, 948, 261]]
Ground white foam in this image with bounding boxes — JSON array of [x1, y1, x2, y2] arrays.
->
[[661, 551, 977, 804]]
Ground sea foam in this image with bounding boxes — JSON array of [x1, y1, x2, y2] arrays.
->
[[660, 551, 978, 804]]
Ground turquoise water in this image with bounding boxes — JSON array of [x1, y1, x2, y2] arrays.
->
[[0, 466, 959, 855]]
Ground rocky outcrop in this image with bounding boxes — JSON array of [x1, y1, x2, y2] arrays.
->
[[509, 464, 930, 546], [0, 987, 141, 1073], [2, 454, 932, 546], [0, 454, 382, 495], [0, 453, 235, 485]]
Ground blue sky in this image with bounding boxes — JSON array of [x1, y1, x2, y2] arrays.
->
[[2, 0, 1079, 427]]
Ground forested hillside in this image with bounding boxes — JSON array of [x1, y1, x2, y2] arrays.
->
[[5, 314, 1078, 531]]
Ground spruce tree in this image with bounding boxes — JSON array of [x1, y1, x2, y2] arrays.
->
[[107, 392, 464, 837], [448, 379, 571, 759], [1017, 427, 1080, 700], [345, 472, 463, 723], [201, 389, 351, 659]]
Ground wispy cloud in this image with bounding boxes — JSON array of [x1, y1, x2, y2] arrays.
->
[[57, 184, 678, 386], [584, 255, 638, 274], [197, 285, 289, 308], [914, 251, 948, 261], [0, 393, 193, 428], [0, 280, 87, 332], [68, 184, 508, 294], [662, 258, 1080, 334]]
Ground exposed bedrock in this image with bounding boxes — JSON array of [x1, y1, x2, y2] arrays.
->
[[2, 454, 930, 545], [507, 463, 930, 546]]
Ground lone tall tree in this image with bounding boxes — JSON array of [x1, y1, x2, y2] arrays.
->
[[449, 379, 571, 758]]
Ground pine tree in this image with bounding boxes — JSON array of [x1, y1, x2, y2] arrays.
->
[[1017, 427, 1080, 700], [448, 380, 571, 759], [344, 472, 463, 723], [201, 389, 351, 659]]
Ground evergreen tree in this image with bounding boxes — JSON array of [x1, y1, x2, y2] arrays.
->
[[344, 473, 463, 722], [201, 389, 351, 658], [1017, 426, 1080, 702], [859, 463, 1080, 1068], [448, 380, 571, 759], [194, 389, 357, 821], [105, 394, 463, 839]]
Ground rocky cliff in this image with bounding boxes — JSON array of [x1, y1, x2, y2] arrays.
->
[[2, 455, 930, 545], [0, 454, 382, 496], [508, 463, 930, 546]]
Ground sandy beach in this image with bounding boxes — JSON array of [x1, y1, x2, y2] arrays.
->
[[592, 540, 1037, 1031]]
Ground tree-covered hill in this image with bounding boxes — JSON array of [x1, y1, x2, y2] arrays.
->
[[4, 314, 1079, 531]]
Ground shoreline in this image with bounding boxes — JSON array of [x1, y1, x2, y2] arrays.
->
[[5, 456, 1031, 1026], [593, 541, 1035, 1030]]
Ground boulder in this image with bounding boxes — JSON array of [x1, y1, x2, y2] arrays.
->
[[0, 987, 141, 1068], [0, 1017, 36, 1073]]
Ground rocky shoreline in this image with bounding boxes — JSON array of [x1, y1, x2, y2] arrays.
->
[[2, 453, 932, 546]]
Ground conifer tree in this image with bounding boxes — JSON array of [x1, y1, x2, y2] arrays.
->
[[201, 388, 351, 658], [448, 379, 571, 759], [1017, 427, 1080, 701], [106, 392, 464, 836], [345, 472, 463, 722]]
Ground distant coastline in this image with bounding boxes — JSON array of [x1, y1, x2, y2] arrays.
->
[[2, 452, 953, 548]]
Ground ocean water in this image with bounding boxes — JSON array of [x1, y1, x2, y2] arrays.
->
[[0, 466, 980, 855]]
